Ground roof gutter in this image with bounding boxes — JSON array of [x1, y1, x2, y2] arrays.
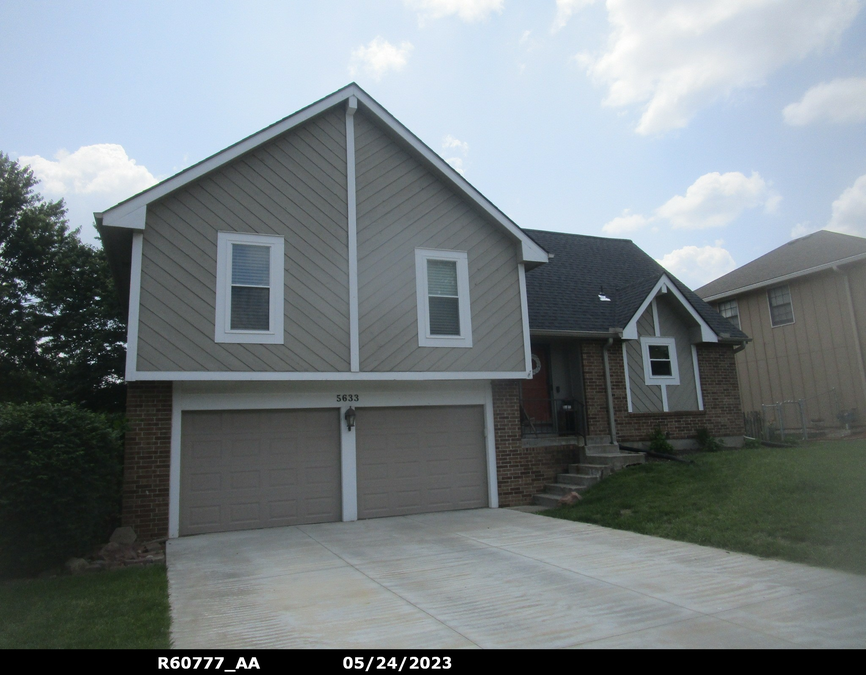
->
[[702, 251, 866, 302], [530, 329, 621, 339]]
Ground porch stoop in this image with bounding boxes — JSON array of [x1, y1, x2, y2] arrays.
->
[[532, 436, 645, 509]]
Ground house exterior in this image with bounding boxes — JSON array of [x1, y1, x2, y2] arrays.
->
[[519, 231, 747, 450], [98, 84, 746, 540], [696, 230, 866, 432]]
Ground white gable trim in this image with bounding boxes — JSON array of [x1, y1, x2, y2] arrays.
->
[[100, 84, 547, 265], [622, 274, 718, 343]]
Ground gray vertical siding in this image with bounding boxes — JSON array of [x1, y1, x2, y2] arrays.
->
[[627, 308, 663, 412], [656, 295, 699, 411], [136, 107, 351, 373], [354, 111, 525, 373]]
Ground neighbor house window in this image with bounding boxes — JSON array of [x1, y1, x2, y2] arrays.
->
[[767, 285, 794, 327], [215, 232, 284, 344], [640, 336, 680, 386], [414, 248, 472, 348], [717, 299, 740, 330]]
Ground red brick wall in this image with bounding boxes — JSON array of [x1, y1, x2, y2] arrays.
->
[[123, 381, 172, 541], [581, 340, 744, 442], [493, 380, 581, 505]]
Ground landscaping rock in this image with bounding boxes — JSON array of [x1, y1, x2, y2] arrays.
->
[[558, 491, 582, 506], [65, 557, 89, 575], [109, 526, 137, 545]]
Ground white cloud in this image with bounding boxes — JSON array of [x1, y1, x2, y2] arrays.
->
[[827, 174, 866, 237], [783, 77, 866, 126], [656, 171, 778, 229], [19, 144, 158, 243], [656, 245, 737, 288], [404, 0, 503, 23], [551, 0, 597, 33], [790, 221, 819, 239], [349, 37, 413, 81], [601, 210, 650, 235], [580, 0, 861, 135], [20, 144, 157, 199], [442, 135, 469, 175], [442, 134, 469, 153]]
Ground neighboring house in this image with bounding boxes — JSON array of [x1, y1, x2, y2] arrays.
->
[[98, 84, 746, 540], [696, 230, 866, 431], [520, 231, 747, 458]]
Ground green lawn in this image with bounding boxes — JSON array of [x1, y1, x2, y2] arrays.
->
[[0, 564, 171, 649], [545, 439, 866, 575]]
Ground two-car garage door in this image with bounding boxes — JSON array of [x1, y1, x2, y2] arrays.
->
[[180, 406, 488, 535]]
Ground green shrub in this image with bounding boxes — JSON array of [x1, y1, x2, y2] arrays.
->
[[695, 427, 724, 452], [0, 403, 123, 577], [648, 426, 674, 454]]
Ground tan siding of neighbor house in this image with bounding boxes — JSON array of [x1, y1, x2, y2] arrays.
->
[[731, 266, 866, 425], [136, 107, 351, 373], [354, 111, 525, 373]]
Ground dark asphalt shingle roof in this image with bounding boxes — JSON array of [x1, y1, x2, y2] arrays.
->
[[695, 230, 866, 300], [524, 230, 747, 341]]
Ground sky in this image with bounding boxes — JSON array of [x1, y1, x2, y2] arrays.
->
[[2, 0, 865, 289]]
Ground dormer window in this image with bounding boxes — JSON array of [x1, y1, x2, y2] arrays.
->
[[215, 232, 284, 344], [640, 336, 680, 386], [415, 248, 473, 348]]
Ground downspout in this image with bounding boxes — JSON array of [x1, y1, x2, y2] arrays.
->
[[602, 337, 617, 444]]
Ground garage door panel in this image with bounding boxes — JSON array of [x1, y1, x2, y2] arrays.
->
[[357, 406, 487, 519], [181, 409, 341, 535]]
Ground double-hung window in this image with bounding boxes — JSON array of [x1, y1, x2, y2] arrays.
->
[[215, 232, 284, 344], [717, 299, 740, 330], [415, 248, 472, 348], [767, 285, 794, 327], [640, 336, 680, 386]]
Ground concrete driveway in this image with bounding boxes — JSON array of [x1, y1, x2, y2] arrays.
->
[[167, 509, 866, 649]]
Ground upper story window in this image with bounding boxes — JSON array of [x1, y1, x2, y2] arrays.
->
[[215, 232, 284, 344], [640, 336, 680, 386], [414, 248, 472, 348], [717, 299, 740, 330], [767, 285, 794, 327]]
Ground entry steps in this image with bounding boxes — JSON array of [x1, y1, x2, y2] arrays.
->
[[532, 439, 645, 509]]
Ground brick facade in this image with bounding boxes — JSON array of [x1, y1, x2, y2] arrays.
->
[[493, 379, 581, 506], [581, 340, 744, 443], [123, 381, 172, 541]]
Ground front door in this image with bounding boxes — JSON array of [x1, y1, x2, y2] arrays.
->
[[522, 345, 552, 424]]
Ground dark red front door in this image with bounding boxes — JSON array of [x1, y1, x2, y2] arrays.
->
[[522, 345, 552, 422]]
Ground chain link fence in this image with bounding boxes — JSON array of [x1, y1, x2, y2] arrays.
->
[[744, 387, 861, 442]]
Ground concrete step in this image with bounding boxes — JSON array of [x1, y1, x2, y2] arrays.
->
[[532, 493, 563, 509], [543, 482, 592, 496], [556, 473, 599, 487], [568, 463, 610, 477], [585, 435, 612, 445], [584, 443, 620, 454], [584, 452, 645, 471]]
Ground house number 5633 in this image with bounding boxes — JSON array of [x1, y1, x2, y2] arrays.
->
[[337, 394, 359, 402]]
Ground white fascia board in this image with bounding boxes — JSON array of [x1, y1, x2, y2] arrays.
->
[[701, 251, 866, 302], [622, 274, 718, 343], [101, 86, 361, 228], [100, 84, 549, 268], [352, 91, 548, 266], [128, 370, 529, 382], [518, 263, 532, 377]]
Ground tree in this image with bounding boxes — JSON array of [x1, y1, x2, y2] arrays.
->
[[0, 153, 126, 411]]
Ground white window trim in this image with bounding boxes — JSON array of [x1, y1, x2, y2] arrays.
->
[[767, 284, 795, 328], [641, 336, 680, 386], [415, 248, 472, 348], [215, 231, 284, 344]]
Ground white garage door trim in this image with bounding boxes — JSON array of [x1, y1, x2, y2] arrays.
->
[[169, 381, 499, 538]]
